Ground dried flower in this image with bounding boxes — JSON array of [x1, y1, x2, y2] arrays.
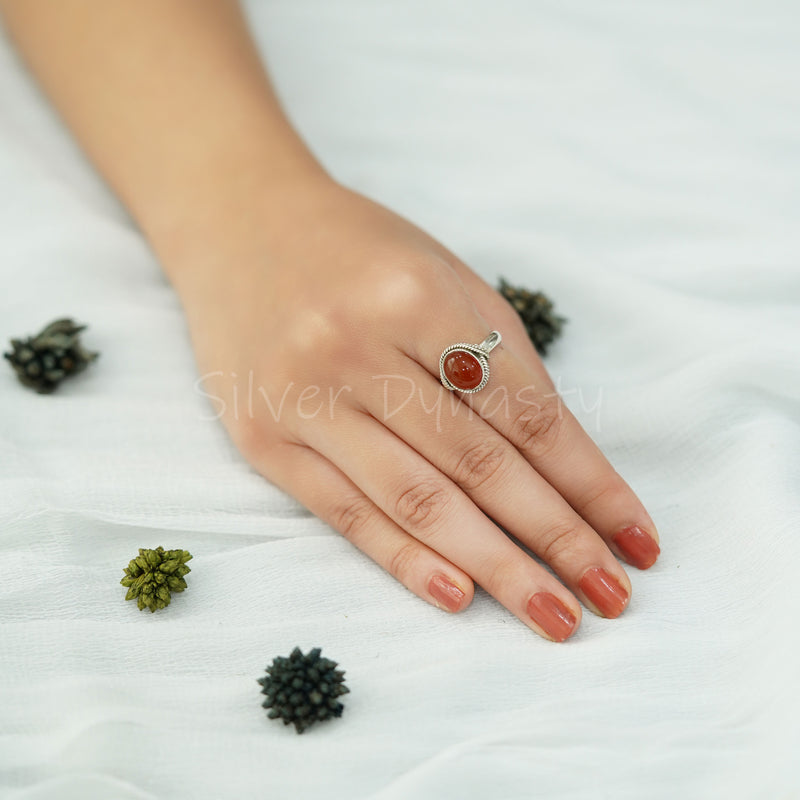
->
[[4, 318, 98, 393], [258, 647, 349, 734], [120, 546, 192, 612], [498, 278, 566, 356]]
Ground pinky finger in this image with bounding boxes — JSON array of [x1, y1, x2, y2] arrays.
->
[[257, 441, 475, 614]]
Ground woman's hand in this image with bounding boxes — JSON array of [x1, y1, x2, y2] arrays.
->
[[170, 177, 661, 642], [0, 0, 659, 641]]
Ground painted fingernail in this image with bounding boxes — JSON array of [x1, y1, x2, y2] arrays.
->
[[527, 593, 577, 642], [579, 568, 629, 618], [429, 574, 466, 612], [613, 525, 660, 570]]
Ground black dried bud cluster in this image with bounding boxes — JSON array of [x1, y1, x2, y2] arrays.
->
[[258, 647, 350, 734], [4, 318, 98, 393], [120, 546, 192, 612], [498, 278, 566, 356]]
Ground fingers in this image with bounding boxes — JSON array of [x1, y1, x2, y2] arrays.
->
[[296, 410, 583, 642], [499, 345, 660, 569], [363, 360, 632, 619], [409, 304, 660, 572], [255, 440, 474, 614]]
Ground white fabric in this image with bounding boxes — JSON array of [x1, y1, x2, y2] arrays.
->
[[1, 1, 799, 797]]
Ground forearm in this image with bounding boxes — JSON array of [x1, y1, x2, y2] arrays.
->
[[0, 0, 326, 271]]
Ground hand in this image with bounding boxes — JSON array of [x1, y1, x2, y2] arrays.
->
[[0, 0, 659, 642], [172, 177, 661, 642]]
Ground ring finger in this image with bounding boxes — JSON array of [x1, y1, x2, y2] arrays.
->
[[364, 361, 632, 619], [296, 409, 583, 642]]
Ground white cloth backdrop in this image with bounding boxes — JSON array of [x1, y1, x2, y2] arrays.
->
[[1, 1, 799, 798]]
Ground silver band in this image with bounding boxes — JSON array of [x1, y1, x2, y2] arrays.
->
[[476, 331, 501, 354]]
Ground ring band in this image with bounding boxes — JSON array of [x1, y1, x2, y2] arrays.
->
[[439, 331, 502, 393]]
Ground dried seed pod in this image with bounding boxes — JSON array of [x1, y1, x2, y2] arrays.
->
[[4, 318, 98, 393], [120, 546, 192, 613], [497, 278, 566, 356], [257, 647, 350, 734]]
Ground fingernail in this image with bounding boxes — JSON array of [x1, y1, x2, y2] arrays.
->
[[579, 568, 629, 618], [527, 593, 577, 642], [613, 525, 660, 570], [429, 574, 466, 612]]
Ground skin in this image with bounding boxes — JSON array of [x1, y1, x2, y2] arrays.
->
[[0, 0, 660, 641]]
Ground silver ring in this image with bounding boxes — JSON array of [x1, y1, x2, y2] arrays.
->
[[439, 331, 502, 393]]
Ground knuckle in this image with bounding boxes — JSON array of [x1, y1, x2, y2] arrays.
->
[[368, 267, 437, 322], [386, 541, 420, 584], [513, 397, 563, 454], [286, 261, 452, 362], [361, 256, 464, 323], [329, 494, 376, 541], [481, 551, 521, 596], [281, 305, 345, 366], [393, 477, 451, 535], [377, 262, 432, 304], [451, 439, 509, 493], [576, 475, 630, 516], [538, 519, 582, 565]]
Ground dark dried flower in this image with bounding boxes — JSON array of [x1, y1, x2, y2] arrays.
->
[[120, 546, 192, 613], [4, 318, 98, 393], [498, 278, 566, 356], [258, 647, 349, 734]]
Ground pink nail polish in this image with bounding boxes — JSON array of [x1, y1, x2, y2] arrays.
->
[[429, 574, 466, 612], [527, 593, 577, 642], [579, 568, 629, 618], [613, 525, 660, 569]]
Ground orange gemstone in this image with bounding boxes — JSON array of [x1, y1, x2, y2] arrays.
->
[[443, 350, 483, 390]]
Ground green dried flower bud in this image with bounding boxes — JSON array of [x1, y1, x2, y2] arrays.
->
[[4, 318, 98, 393], [166, 576, 187, 591], [120, 546, 193, 613]]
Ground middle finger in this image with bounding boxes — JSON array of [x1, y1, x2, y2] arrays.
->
[[296, 407, 583, 642], [365, 360, 631, 619]]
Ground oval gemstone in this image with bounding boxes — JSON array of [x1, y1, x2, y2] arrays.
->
[[443, 350, 483, 390]]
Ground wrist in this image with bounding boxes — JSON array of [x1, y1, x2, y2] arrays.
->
[[152, 158, 340, 307], [144, 146, 333, 292]]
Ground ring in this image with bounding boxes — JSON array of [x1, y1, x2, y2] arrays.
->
[[439, 331, 502, 393]]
